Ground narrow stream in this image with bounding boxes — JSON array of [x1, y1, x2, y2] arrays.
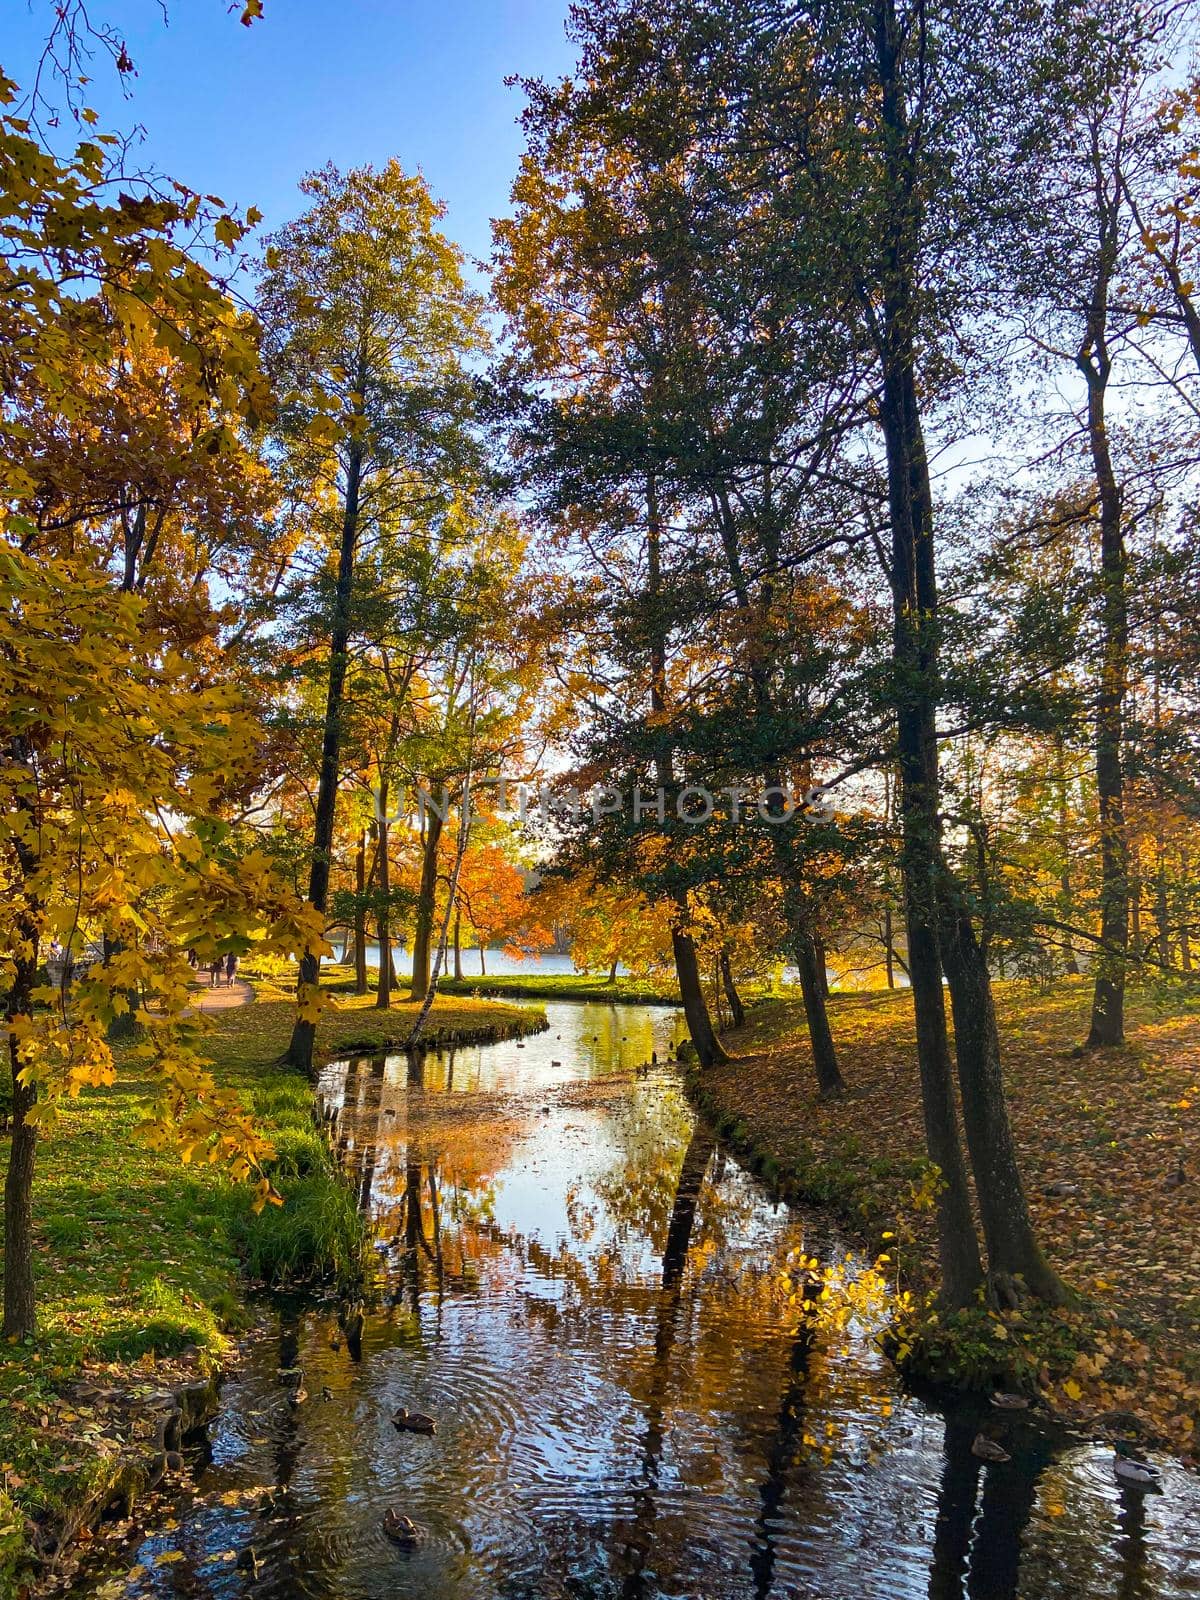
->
[[84, 1002, 1198, 1599]]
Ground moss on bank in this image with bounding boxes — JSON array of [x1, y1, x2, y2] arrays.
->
[[693, 978, 1200, 1455], [0, 986, 543, 1591]]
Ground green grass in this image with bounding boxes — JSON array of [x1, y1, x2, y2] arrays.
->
[[0, 984, 542, 1587], [435, 971, 683, 1005]]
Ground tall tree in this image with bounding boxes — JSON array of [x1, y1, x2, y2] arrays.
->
[[258, 161, 485, 1071]]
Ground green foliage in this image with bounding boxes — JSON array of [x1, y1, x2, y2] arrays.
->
[[232, 1171, 367, 1293]]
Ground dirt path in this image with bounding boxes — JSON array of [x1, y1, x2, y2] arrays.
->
[[190, 976, 255, 1012]]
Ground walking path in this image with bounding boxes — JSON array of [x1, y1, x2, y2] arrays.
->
[[190, 977, 255, 1013]]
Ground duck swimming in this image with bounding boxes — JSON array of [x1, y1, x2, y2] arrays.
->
[[382, 1509, 423, 1548], [971, 1434, 1011, 1462], [1113, 1440, 1163, 1490], [393, 1407, 437, 1435], [989, 1391, 1031, 1410]]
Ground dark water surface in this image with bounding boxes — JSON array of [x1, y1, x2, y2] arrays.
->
[[82, 1002, 1198, 1600]]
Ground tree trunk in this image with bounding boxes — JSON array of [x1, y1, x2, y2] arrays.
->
[[4, 960, 38, 1338], [1154, 832, 1170, 969], [4, 767, 43, 1335], [1078, 176, 1128, 1050], [453, 912, 463, 981], [874, 3, 982, 1304], [814, 932, 831, 999], [375, 802, 391, 1010], [794, 928, 843, 1095], [479, 942, 487, 976], [939, 894, 1068, 1304], [405, 718, 477, 1048], [353, 827, 368, 995], [4, 832, 40, 1331], [287, 444, 363, 1071], [1181, 847, 1193, 972], [408, 806, 444, 1002], [646, 471, 726, 1065], [1055, 733, 1080, 976], [103, 933, 140, 1041], [4, 1072, 38, 1339], [672, 921, 728, 1068], [884, 904, 896, 989], [881, 480, 981, 1299], [719, 950, 746, 1029], [607, 957, 619, 985]]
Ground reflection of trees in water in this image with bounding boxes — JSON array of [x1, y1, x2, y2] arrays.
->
[[613, 1121, 715, 1598], [1113, 1488, 1154, 1600], [611, 1128, 830, 1599], [747, 1319, 821, 1600], [922, 1420, 1167, 1600], [962, 1421, 1054, 1600], [314, 1039, 1181, 1600], [588, 1090, 759, 1265], [997, 1451, 1169, 1600]]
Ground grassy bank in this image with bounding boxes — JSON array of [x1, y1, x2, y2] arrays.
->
[[435, 971, 682, 1005], [0, 985, 543, 1591], [693, 978, 1200, 1456]]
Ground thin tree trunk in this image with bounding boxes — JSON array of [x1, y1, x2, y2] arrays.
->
[[607, 956, 619, 985], [287, 443, 363, 1071], [3, 788, 40, 1337], [407, 699, 477, 1048], [647, 471, 727, 1066], [1154, 844, 1171, 970], [375, 800, 391, 1010], [1078, 167, 1128, 1050], [4, 962, 38, 1338], [479, 942, 486, 976], [1055, 733, 1080, 976], [353, 827, 368, 995], [408, 806, 444, 1003], [453, 912, 463, 981], [103, 931, 140, 1042], [884, 904, 896, 989], [719, 950, 746, 1029], [795, 929, 843, 1096], [1181, 846, 1193, 972]]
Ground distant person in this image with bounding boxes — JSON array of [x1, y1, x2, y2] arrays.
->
[[225, 951, 238, 987], [187, 948, 198, 969], [209, 956, 222, 989]]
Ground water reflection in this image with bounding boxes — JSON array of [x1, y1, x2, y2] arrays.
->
[[78, 1002, 1199, 1600]]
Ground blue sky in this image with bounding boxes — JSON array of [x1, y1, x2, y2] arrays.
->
[[6, 0, 577, 277]]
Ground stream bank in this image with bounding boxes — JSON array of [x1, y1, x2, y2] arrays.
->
[[693, 983, 1200, 1457], [0, 987, 545, 1596], [55, 999, 1200, 1600]]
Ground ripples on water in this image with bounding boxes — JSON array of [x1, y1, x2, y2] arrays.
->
[[81, 1002, 1199, 1600]]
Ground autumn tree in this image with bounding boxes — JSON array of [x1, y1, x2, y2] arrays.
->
[[257, 160, 486, 1071], [509, 0, 1078, 1307], [0, 76, 322, 1335]]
